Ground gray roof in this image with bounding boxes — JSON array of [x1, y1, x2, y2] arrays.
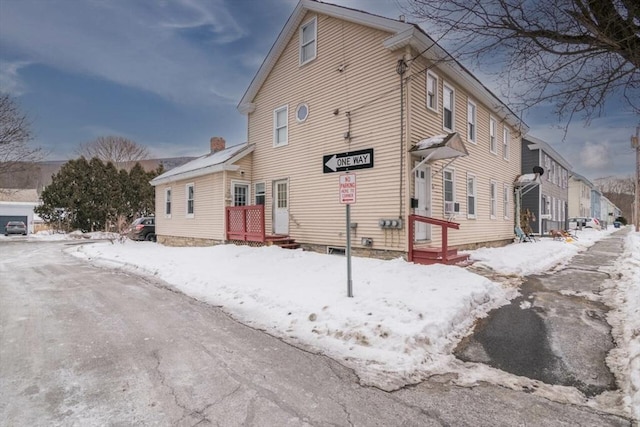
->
[[150, 143, 254, 186]]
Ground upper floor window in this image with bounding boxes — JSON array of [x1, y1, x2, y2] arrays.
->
[[300, 17, 317, 65], [443, 83, 455, 132], [502, 127, 510, 160], [186, 183, 194, 218], [489, 116, 497, 154], [426, 71, 438, 111], [274, 105, 288, 147], [165, 188, 172, 217], [467, 100, 476, 143]]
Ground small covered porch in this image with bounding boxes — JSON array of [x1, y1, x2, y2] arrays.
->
[[408, 133, 470, 265]]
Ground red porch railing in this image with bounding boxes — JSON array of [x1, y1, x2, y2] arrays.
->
[[408, 214, 461, 263], [226, 205, 266, 242]]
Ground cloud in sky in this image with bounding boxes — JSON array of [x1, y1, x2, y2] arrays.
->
[[0, 0, 636, 180], [0, 0, 250, 105]]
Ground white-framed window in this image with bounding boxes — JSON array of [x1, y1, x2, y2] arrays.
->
[[502, 127, 510, 160], [467, 99, 477, 143], [164, 187, 172, 217], [299, 17, 317, 65], [255, 182, 266, 205], [443, 83, 455, 132], [503, 183, 510, 219], [232, 181, 250, 206], [274, 105, 288, 147], [467, 173, 477, 219], [296, 103, 309, 122], [544, 154, 551, 181], [443, 168, 455, 214], [489, 116, 497, 154], [426, 71, 438, 112], [541, 194, 548, 214], [490, 180, 497, 219], [185, 183, 194, 218]]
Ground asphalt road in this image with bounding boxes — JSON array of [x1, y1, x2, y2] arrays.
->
[[0, 240, 631, 426]]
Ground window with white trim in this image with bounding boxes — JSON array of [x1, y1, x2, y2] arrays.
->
[[489, 116, 497, 154], [186, 183, 194, 218], [467, 100, 476, 143], [165, 188, 172, 217], [502, 127, 510, 160], [490, 180, 497, 218], [467, 174, 476, 218], [426, 71, 438, 111], [503, 183, 510, 219], [232, 182, 250, 206], [255, 182, 265, 205], [274, 105, 288, 147], [299, 17, 317, 65], [443, 83, 455, 132], [443, 168, 455, 214]]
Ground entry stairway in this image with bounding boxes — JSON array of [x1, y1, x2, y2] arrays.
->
[[265, 235, 300, 250], [411, 246, 470, 265]]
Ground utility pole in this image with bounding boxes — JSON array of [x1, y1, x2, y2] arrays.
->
[[633, 126, 640, 232]]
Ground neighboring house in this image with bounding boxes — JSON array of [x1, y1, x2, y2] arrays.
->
[[520, 135, 572, 234], [0, 189, 40, 234], [568, 173, 593, 218], [601, 196, 616, 227], [156, 0, 529, 262], [591, 188, 603, 224], [150, 138, 255, 245]]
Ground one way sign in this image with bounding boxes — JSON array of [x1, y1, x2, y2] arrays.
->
[[323, 148, 374, 173]]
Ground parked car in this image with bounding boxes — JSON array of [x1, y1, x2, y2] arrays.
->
[[613, 221, 621, 228], [4, 221, 27, 236], [127, 217, 156, 241], [568, 217, 601, 230]]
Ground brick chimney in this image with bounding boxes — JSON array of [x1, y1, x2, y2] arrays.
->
[[210, 137, 226, 153]]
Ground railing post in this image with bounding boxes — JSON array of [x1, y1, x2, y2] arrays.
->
[[442, 226, 449, 263], [408, 215, 414, 262], [260, 204, 266, 242]]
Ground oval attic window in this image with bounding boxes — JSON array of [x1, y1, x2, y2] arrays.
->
[[296, 103, 309, 122]]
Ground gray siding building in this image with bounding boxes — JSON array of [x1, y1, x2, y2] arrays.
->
[[521, 136, 572, 234]]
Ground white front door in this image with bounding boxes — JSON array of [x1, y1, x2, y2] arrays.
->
[[414, 163, 432, 240], [273, 179, 289, 235]]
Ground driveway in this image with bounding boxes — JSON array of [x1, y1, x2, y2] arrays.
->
[[0, 240, 630, 426]]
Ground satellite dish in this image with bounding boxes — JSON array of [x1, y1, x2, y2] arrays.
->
[[533, 166, 544, 176]]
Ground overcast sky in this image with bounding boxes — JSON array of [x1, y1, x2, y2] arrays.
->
[[1, 0, 637, 181]]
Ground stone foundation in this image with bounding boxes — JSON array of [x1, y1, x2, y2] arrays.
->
[[158, 235, 223, 247]]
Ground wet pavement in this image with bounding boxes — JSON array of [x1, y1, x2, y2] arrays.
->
[[456, 229, 628, 397]]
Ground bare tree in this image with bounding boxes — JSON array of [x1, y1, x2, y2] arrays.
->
[[0, 93, 42, 184], [404, 0, 639, 122], [594, 175, 635, 218], [77, 136, 151, 170]]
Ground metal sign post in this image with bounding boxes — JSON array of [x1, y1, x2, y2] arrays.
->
[[339, 173, 356, 297]]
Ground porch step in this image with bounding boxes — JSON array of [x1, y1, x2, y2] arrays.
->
[[265, 235, 300, 250], [412, 248, 470, 266]]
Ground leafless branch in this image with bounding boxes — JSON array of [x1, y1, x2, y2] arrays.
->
[[76, 135, 151, 170], [404, 0, 640, 122]]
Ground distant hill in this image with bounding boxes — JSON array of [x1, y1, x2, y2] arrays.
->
[[0, 157, 196, 192]]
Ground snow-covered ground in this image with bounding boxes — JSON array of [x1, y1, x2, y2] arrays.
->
[[17, 226, 638, 420]]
